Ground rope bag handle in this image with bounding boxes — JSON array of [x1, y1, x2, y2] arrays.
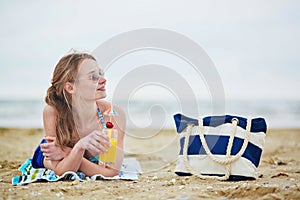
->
[[182, 117, 252, 180]]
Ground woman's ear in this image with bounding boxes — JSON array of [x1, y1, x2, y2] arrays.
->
[[64, 82, 74, 94]]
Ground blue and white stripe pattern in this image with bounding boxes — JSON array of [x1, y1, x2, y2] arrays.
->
[[174, 114, 267, 180]]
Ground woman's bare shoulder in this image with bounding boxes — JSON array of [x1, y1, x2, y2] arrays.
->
[[43, 104, 57, 116], [113, 104, 125, 118], [43, 105, 57, 137], [96, 100, 125, 116]]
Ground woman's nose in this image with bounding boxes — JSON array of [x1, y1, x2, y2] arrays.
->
[[98, 75, 106, 84]]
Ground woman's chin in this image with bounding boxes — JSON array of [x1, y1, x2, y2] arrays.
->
[[95, 93, 106, 100]]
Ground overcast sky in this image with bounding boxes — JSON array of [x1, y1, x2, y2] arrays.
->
[[0, 0, 299, 101]]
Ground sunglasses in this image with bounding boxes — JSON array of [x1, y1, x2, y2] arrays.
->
[[88, 69, 105, 82]]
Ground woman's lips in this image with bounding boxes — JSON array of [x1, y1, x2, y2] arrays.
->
[[97, 86, 106, 91]]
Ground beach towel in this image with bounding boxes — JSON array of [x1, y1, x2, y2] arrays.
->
[[12, 157, 142, 186]]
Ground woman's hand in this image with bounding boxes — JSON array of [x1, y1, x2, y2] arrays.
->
[[40, 136, 71, 161], [77, 130, 110, 157]]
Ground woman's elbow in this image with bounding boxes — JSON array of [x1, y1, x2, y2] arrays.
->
[[110, 169, 120, 177], [48, 162, 75, 176], [101, 168, 120, 177], [52, 167, 67, 176], [44, 160, 65, 176]]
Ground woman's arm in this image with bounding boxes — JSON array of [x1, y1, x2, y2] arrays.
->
[[42, 105, 85, 174], [78, 102, 126, 176], [41, 136, 71, 161], [43, 143, 85, 175], [42, 105, 109, 176], [42, 103, 126, 177], [79, 157, 120, 177]]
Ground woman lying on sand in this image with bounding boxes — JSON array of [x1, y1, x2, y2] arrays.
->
[[32, 52, 126, 177]]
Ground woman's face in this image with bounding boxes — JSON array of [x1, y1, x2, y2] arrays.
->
[[74, 58, 107, 101]]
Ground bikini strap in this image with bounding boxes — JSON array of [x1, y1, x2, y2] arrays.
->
[[97, 107, 107, 129]]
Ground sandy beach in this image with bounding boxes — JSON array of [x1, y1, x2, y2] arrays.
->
[[1, 128, 300, 200]]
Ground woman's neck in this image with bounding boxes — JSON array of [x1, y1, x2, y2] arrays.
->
[[72, 100, 99, 135]]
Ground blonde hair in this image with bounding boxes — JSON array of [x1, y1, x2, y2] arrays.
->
[[45, 52, 96, 148]]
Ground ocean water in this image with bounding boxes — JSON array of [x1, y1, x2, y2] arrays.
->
[[0, 99, 45, 128], [0, 99, 299, 129]]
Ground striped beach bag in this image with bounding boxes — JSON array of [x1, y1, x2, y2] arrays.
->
[[174, 114, 267, 180]]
